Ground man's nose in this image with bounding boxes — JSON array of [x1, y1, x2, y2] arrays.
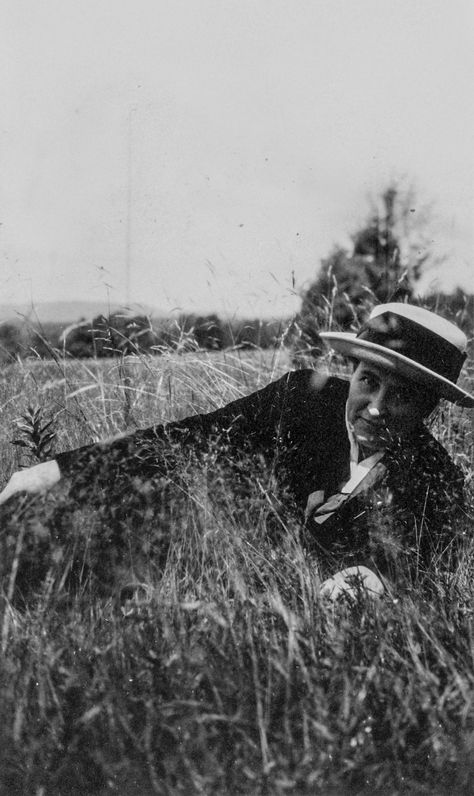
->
[[368, 390, 388, 417]]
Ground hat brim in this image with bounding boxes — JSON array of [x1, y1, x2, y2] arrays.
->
[[320, 332, 474, 408]]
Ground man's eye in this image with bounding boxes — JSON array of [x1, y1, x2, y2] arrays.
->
[[360, 375, 377, 389]]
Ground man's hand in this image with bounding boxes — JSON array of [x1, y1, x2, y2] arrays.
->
[[320, 566, 384, 601], [0, 460, 61, 505]]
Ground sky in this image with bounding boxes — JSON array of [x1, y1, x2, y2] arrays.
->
[[1, 0, 473, 319]]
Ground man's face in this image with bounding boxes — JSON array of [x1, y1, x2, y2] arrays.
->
[[346, 362, 431, 452]]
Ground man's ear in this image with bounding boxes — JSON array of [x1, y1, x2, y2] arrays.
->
[[422, 394, 442, 420], [411, 381, 441, 419]]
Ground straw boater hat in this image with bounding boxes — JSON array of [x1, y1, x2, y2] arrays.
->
[[320, 302, 474, 408]]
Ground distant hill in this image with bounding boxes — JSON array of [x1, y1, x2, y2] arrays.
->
[[0, 301, 162, 325]]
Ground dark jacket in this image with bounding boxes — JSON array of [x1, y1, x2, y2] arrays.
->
[[56, 371, 465, 577]]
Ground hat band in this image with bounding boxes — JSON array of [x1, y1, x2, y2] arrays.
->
[[356, 313, 466, 384]]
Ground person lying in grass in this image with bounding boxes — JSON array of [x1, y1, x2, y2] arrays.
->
[[1, 303, 472, 600]]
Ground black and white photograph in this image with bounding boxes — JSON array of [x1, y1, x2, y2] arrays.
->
[[1, 2, 473, 793]]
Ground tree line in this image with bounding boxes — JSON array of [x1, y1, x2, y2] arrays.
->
[[0, 313, 290, 362], [1, 285, 471, 366], [1, 182, 472, 363]]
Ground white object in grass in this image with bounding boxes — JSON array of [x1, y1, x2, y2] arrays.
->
[[320, 566, 384, 601]]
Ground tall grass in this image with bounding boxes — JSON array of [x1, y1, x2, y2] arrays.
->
[[0, 343, 473, 795]]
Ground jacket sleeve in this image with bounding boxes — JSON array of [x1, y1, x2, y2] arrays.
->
[[55, 371, 298, 489], [403, 439, 467, 565]]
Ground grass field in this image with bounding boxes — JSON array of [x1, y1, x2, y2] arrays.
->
[[0, 346, 473, 795]]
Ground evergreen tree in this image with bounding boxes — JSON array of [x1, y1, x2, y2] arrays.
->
[[294, 184, 432, 362]]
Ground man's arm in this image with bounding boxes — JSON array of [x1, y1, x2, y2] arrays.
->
[[0, 370, 305, 504], [0, 460, 61, 505]]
